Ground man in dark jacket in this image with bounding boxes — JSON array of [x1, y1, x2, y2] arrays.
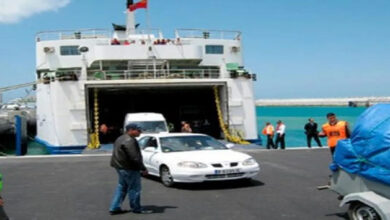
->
[[304, 118, 322, 148], [109, 123, 151, 215]]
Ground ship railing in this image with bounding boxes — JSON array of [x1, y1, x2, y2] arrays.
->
[[36, 29, 111, 41], [127, 28, 164, 39], [175, 29, 241, 40], [87, 68, 220, 81], [39, 69, 81, 84]]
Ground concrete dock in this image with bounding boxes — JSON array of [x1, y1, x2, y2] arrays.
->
[[0, 148, 347, 220]]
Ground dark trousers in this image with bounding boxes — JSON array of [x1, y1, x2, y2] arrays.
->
[[275, 134, 285, 149], [110, 169, 142, 212], [266, 135, 275, 149], [330, 147, 335, 155], [306, 134, 322, 148], [0, 205, 9, 220]]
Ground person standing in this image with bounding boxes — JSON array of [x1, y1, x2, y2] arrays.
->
[[304, 118, 323, 148], [181, 121, 192, 133], [109, 123, 152, 215], [319, 113, 350, 155], [262, 122, 275, 149], [275, 120, 286, 149], [0, 173, 9, 220]]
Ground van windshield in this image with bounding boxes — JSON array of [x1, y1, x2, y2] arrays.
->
[[137, 121, 168, 133]]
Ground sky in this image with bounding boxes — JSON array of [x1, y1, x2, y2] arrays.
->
[[0, 0, 389, 101]]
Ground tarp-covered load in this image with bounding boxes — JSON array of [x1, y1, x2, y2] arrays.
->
[[333, 104, 390, 186]]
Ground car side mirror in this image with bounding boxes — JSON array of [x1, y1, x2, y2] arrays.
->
[[144, 147, 157, 152], [225, 143, 235, 149]]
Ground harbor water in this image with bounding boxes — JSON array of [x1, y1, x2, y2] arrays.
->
[[256, 106, 367, 147]]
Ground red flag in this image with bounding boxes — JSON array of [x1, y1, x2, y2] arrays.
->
[[129, 0, 148, 12]]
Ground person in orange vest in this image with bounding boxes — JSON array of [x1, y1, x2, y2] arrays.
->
[[319, 112, 350, 155], [262, 122, 275, 149]]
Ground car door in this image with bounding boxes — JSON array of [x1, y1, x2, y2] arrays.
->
[[138, 136, 152, 169], [140, 136, 159, 175], [148, 137, 164, 175]]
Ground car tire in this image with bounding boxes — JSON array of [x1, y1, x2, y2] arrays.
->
[[348, 202, 380, 220], [160, 166, 175, 187]]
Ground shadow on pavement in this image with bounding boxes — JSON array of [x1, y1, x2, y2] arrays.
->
[[175, 179, 265, 191], [325, 212, 348, 219], [144, 175, 264, 190], [142, 205, 178, 214]]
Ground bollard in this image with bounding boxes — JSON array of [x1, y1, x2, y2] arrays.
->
[[15, 115, 28, 156]]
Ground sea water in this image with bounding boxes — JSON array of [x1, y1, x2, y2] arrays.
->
[[256, 106, 366, 147]]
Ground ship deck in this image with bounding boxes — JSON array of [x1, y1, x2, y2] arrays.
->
[[0, 148, 347, 220]]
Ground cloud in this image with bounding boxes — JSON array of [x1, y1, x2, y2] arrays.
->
[[0, 0, 70, 24]]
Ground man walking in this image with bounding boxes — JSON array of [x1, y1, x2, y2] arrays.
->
[[262, 122, 275, 149], [275, 120, 286, 149], [319, 113, 350, 155], [109, 123, 152, 215], [304, 118, 322, 148]]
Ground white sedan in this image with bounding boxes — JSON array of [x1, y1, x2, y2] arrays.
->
[[138, 133, 260, 187]]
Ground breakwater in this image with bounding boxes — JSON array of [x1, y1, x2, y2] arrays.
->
[[256, 97, 390, 107]]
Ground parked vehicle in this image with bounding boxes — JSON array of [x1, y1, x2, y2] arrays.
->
[[329, 104, 390, 220], [330, 169, 390, 220], [138, 133, 260, 187], [123, 113, 168, 134]]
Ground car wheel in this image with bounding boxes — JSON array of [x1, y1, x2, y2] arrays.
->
[[348, 202, 380, 220], [160, 166, 175, 187]]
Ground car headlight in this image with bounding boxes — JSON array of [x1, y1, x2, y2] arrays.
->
[[242, 158, 257, 166], [177, 161, 208, 168]]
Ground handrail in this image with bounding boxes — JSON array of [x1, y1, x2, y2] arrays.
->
[[0, 82, 37, 93], [175, 28, 241, 40], [36, 29, 111, 41], [36, 28, 241, 41], [87, 68, 220, 81], [36, 28, 164, 42]]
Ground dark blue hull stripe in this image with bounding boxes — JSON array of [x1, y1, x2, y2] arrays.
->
[[34, 137, 85, 154]]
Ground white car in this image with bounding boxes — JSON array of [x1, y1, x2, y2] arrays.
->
[[139, 133, 260, 187]]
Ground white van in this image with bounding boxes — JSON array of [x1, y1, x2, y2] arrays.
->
[[123, 113, 169, 134]]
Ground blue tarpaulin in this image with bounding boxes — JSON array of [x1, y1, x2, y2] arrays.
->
[[333, 104, 390, 186]]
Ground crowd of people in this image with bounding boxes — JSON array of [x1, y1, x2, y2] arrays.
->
[[110, 38, 180, 46], [262, 112, 350, 156]]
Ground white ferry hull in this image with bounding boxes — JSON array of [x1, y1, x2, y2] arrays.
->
[[35, 28, 260, 154]]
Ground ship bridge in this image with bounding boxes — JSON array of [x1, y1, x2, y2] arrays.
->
[[35, 28, 252, 82]]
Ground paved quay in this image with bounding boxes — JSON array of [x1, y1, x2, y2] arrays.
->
[[0, 148, 347, 220]]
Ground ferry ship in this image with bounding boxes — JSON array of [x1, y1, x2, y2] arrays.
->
[[34, 2, 259, 154]]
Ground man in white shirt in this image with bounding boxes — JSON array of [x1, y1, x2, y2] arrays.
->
[[275, 120, 286, 149]]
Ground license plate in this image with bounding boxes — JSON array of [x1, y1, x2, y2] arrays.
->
[[214, 169, 240, 174]]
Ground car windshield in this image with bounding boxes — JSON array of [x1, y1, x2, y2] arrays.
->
[[160, 135, 227, 153], [136, 121, 168, 133]]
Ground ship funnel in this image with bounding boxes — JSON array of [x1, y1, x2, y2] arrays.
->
[[126, 11, 136, 34]]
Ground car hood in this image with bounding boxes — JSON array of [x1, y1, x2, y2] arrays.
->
[[163, 149, 252, 163]]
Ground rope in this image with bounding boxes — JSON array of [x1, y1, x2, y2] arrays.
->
[[213, 86, 250, 145], [353, 150, 390, 172], [87, 88, 100, 149]]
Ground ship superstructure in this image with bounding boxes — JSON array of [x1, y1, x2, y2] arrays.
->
[[35, 7, 259, 153]]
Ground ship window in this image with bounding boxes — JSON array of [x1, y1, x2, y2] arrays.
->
[[205, 45, 224, 54], [60, 46, 80, 56]]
